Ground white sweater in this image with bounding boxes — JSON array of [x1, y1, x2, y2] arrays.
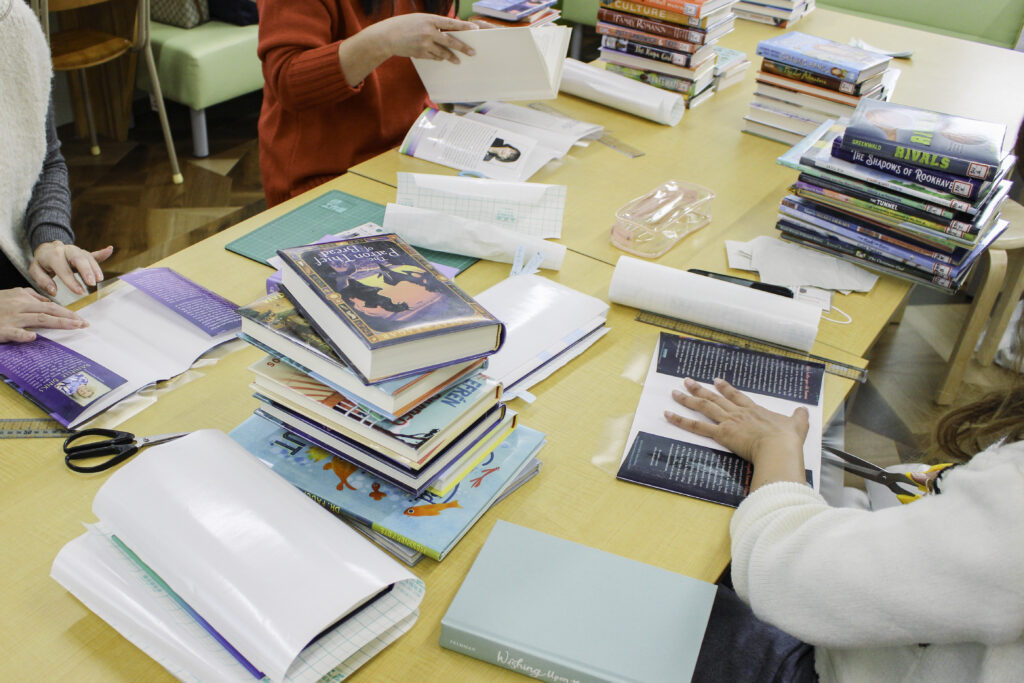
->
[[730, 440, 1024, 683]]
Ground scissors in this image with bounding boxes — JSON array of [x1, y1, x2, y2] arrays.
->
[[822, 446, 953, 504], [63, 428, 189, 473]]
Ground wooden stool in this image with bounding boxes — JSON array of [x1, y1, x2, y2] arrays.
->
[[936, 199, 1024, 405]]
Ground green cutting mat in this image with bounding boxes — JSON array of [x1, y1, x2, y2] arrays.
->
[[225, 190, 478, 273]]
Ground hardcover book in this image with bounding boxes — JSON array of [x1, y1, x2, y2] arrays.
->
[[595, 21, 711, 56], [840, 100, 1007, 181], [599, 45, 716, 80], [761, 57, 881, 95], [471, 0, 556, 20], [599, 35, 706, 67], [249, 356, 501, 468], [596, 7, 735, 43], [617, 332, 825, 504], [277, 233, 504, 384], [237, 291, 485, 420], [756, 31, 891, 83], [599, 0, 728, 28], [605, 62, 713, 96], [230, 415, 544, 562], [440, 521, 716, 682]]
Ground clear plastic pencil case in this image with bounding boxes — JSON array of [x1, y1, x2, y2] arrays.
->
[[609, 180, 715, 258]]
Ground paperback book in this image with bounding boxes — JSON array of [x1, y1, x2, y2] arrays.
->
[[277, 232, 504, 384], [471, 0, 556, 21], [230, 415, 545, 562], [0, 267, 239, 428], [617, 332, 824, 505], [756, 31, 891, 83], [761, 58, 882, 95]]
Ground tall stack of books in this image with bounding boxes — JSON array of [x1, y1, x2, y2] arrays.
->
[[733, 0, 814, 28], [744, 31, 894, 146], [594, 0, 738, 108], [775, 100, 1015, 293], [469, 0, 560, 28], [234, 233, 546, 563]]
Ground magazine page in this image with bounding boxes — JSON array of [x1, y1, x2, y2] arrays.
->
[[471, 101, 603, 148], [400, 109, 557, 181], [462, 111, 577, 157], [83, 430, 422, 683], [559, 58, 685, 126], [410, 25, 570, 103], [619, 333, 824, 506]]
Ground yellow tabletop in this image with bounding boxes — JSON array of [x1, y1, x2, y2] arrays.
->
[[1, 173, 864, 681]]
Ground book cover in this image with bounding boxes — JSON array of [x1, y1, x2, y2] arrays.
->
[[440, 520, 716, 682], [472, 0, 556, 20], [599, 0, 721, 28], [595, 21, 708, 54], [841, 100, 1006, 181], [756, 31, 889, 82], [250, 356, 501, 466], [733, 6, 798, 26], [599, 35, 706, 67], [604, 63, 706, 96], [230, 415, 544, 562], [596, 8, 730, 43], [600, 46, 715, 80], [617, 333, 825, 504], [761, 58, 880, 95]]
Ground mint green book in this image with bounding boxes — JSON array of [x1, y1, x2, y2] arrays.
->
[[440, 521, 716, 682]]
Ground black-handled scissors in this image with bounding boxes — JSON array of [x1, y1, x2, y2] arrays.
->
[[63, 428, 189, 473], [822, 446, 925, 503]]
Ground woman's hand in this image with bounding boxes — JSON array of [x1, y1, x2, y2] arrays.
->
[[665, 377, 809, 490], [30, 242, 113, 296], [0, 288, 87, 343], [377, 14, 478, 63]]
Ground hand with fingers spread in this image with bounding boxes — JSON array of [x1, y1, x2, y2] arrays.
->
[[0, 287, 88, 343], [30, 242, 113, 297], [665, 377, 809, 490]]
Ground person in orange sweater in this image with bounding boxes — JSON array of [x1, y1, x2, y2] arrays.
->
[[257, 0, 478, 206]]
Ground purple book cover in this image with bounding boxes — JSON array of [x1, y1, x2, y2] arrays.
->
[[0, 337, 127, 427], [120, 267, 240, 337]]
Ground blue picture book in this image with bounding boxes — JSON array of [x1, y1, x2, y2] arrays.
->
[[756, 31, 890, 83], [229, 415, 545, 561], [441, 521, 717, 681]]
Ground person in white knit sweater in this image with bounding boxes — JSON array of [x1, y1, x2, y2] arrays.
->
[[1, 0, 112, 343], [667, 335, 1024, 682]]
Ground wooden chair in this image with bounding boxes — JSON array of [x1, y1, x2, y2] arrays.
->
[[34, 0, 183, 184]]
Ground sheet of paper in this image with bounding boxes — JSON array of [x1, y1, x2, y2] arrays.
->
[[472, 101, 602, 141], [559, 58, 685, 126], [608, 256, 822, 352], [747, 235, 878, 292], [383, 204, 565, 270], [411, 25, 570, 103], [725, 239, 756, 271], [396, 172, 566, 239]]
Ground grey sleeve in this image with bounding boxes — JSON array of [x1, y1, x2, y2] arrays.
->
[[24, 97, 75, 251]]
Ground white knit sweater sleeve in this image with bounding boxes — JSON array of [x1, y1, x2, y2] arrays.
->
[[729, 441, 1024, 649]]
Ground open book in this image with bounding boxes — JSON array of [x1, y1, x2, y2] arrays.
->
[[411, 25, 570, 103], [0, 268, 239, 428], [51, 430, 424, 682]]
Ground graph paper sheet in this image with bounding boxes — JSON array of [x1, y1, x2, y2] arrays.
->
[[396, 173, 567, 239], [225, 189, 476, 273]]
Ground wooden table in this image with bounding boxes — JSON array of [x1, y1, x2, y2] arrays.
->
[[349, 8, 1024, 360], [0, 173, 865, 681]]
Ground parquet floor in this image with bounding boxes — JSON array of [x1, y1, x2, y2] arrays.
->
[[60, 94, 1021, 477]]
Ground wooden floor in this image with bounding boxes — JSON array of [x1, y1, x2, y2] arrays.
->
[[60, 95, 1020, 477]]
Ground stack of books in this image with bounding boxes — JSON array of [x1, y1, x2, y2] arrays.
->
[[594, 0, 738, 108], [234, 233, 546, 563], [775, 100, 1015, 293], [733, 0, 814, 28], [744, 31, 894, 146], [711, 45, 750, 92], [469, 0, 560, 28]]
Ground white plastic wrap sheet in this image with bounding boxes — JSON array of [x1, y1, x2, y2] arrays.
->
[[559, 58, 686, 126]]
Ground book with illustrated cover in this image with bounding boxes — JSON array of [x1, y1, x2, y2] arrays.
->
[[599, 35, 710, 67], [440, 521, 716, 681], [277, 233, 504, 384], [599, 0, 729, 28], [249, 356, 501, 468], [756, 31, 891, 83], [600, 45, 716, 81], [595, 21, 714, 57], [0, 267, 239, 428], [604, 62, 713, 96], [596, 7, 735, 43], [617, 332, 824, 505], [230, 415, 544, 562], [840, 100, 1007, 181], [472, 0, 555, 20], [237, 291, 485, 420], [761, 58, 881, 95]]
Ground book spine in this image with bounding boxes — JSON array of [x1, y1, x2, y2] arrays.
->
[[595, 21, 701, 52], [600, 35, 696, 66], [756, 43, 862, 81], [797, 169, 959, 221], [440, 622, 592, 682], [604, 63, 696, 94], [370, 523, 443, 561], [840, 133, 995, 181], [830, 138, 985, 200], [601, 0, 708, 27], [760, 59, 858, 94], [734, 9, 792, 26], [597, 8, 710, 42]]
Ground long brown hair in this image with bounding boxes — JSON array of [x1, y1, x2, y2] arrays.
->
[[934, 312, 1024, 460]]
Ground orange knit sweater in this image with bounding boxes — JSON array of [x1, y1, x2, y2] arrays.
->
[[257, 0, 438, 206]]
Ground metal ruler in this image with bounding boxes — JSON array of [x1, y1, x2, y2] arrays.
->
[[528, 102, 645, 158], [635, 311, 869, 383], [0, 418, 71, 439]]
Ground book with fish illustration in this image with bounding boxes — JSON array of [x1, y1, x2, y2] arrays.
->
[[229, 415, 545, 561]]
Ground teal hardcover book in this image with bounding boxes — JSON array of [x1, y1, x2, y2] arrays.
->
[[441, 521, 716, 682], [229, 416, 545, 561]]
